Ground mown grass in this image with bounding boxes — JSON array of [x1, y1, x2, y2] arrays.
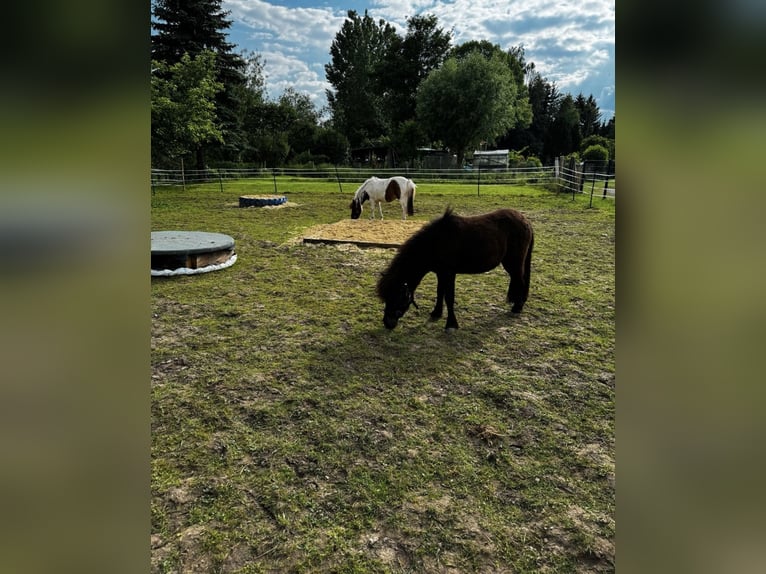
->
[[151, 180, 615, 573]]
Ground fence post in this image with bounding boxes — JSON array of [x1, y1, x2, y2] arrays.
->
[[569, 158, 576, 200], [272, 169, 278, 195], [180, 157, 186, 192], [334, 165, 343, 194], [218, 171, 224, 193], [477, 163, 481, 196], [589, 171, 596, 208]]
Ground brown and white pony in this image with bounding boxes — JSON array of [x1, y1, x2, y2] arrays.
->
[[349, 176, 416, 220]]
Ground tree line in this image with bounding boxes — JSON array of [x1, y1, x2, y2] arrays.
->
[[151, 1, 615, 170]]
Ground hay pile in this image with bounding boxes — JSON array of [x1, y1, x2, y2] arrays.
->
[[302, 219, 425, 248]]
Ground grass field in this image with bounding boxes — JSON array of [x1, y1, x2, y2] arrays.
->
[[151, 180, 615, 573]]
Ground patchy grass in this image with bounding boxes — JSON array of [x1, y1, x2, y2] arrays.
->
[[151, 182, 614, 573]]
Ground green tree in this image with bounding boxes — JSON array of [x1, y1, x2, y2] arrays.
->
[[325, 10, 397, 147], [242, 100, 291, 166], [451, 41, 533, 153], [375, 14, 452, 128], [600, 115, 615, 140], [502, 72, 560, 162], [391, 119, 427, 166], [575, 93, 601, 138], [416, 50, 528, 166], [545, 94, 581, 159], [278, 88, 320, 160], [581, 134, 614, 163], [235, 50, 268, 162], [313, 127, 349, 165], [151, 51, 224, 169], [151, 0, 246, 167], [528, 73, 561, 161]]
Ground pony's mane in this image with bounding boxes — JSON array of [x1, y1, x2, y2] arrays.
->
[[376, 207, 455, 300], [353, 177, 375, 201]]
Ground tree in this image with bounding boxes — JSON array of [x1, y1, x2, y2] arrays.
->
[[575, 93, 601, 139], [600, 115, 615, 140], [151, 51, 224, 168], [278, 88, 320, 160], [375, 14, 452, 128], [391, 119, 427, 166], [545, 94, 581, 159], [313, 127, 349, 165], [515, 72, 561, 162], [416, 50, 529, 166], [581, 134, 614, 164], [452, 41, 533, 153], [234, 50, 267, 161], [325, 10, 397, 147], [151, 0, 246, 167]]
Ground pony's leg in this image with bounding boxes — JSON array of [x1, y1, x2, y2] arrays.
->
[[502, 259, 526, 313], [443, 274, 459, 329], [369, 202, 376, 219], [378, 202, 384, 219], [430, 276, 444, 321]]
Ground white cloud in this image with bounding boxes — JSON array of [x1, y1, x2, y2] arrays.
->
[[224, 0, 614, 117], [226, 0, 344, 51]]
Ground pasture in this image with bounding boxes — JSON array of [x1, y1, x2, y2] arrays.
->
[[151, 180, 615, 573]]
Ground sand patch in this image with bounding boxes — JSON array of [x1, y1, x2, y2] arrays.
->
[[301, 218, 425, 248]]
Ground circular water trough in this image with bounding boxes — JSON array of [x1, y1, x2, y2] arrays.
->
[[239, 194, 287, 207], [151, 231, 236, 276]]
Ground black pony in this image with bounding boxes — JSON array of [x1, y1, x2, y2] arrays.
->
[[376, 207, 534, 330]]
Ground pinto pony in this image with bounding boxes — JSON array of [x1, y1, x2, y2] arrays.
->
[[376, 207, 534, 330], [349, 176, 416, 220]]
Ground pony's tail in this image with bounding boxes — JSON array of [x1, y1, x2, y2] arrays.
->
[[407, 182, 416, 215], [523, 231, 534, 300]]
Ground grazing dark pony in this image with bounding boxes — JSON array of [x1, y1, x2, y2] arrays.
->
[[349, 176, 416, 220], [376, 207, 534, 330]]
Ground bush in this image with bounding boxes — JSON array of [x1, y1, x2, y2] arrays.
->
[[582, 144, 609, 163]]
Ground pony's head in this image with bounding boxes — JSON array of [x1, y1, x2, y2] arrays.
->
[[349, 198, 362, 219], [349, 190, 368, 219], [380, 281, 418, 330]]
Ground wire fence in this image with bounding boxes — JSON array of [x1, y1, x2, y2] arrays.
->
[[151, 164, 556, 188], [556, 165, 616, 207], [151, 162, 615, 205]]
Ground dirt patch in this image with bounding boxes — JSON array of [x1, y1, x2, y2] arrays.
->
[[301, 219, 426, 248]]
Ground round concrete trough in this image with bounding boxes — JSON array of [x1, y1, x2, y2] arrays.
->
[[151, 231, 236, 275]]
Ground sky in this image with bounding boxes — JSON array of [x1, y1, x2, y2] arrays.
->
[[222, 0, 615, 121]]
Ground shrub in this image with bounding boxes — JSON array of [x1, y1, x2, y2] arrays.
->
[[582, 144, 609, 163]]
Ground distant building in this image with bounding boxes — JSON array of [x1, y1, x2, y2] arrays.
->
[[416, 148, 456, 169], [350, 145, 390, 167], [472, 149, 509, 169]]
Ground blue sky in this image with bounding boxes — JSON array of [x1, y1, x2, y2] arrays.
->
[[223, 0, 614, 120]]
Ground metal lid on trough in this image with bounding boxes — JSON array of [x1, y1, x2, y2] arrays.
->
[[151, 231, 236, 276], [151, 231, 235, 254]]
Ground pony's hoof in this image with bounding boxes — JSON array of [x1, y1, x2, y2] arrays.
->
[[445, 326, 458, 333], [511, 304, 523, 313]]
